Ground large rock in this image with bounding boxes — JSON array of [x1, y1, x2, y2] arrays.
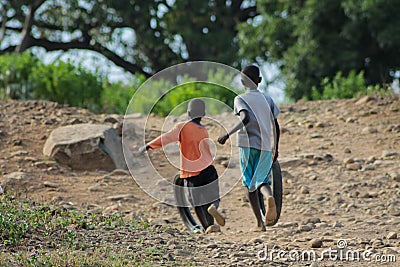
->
[[43, 124, 127, 171]]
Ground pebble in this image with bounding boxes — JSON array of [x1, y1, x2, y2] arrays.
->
[[43, 181, 59, 188], [344, 148, 352, 153], [106, 194, 136, 201], [310, 238, 323, 248], [221, 160, 236, 168], [387, 232, 398, 240], [345, 163, 362, 171], [333, 221, 344, 228], [299, 225, 313, 232], [382, 150, 398, 158], [88, 184, 102, 192], [301, 186, 310, 194], [388, 171, 400, 182], [250, 238, 263, 244], [362, 126, 378, 134]]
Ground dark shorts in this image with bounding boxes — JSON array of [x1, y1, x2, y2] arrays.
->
[[185, 165, 220, 207]]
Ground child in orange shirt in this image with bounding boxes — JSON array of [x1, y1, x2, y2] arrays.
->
[[140, 99, 225, 233]]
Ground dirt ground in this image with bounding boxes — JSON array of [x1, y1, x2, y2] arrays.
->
[[1, 94, 400, 266]]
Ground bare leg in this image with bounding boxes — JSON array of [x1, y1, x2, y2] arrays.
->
[[195, 204, 214, 229], [259, 184, 276, 224], [247, 189, 266, 231]]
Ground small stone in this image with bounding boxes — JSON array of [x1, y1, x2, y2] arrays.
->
[[310, 134, 323, 139], [250, 238, 263, 244], [388, 172, 400, 182], [356, 95, 376, 105], [68, 118, 83, 124], [361, 127, 378, 134], [315, 122, 328, 128], [343, 158, 355, 164], [301, 186, 310, 194], [88, 184, 102, 192], [382, 150, 398, 158], [3, 172, 29, 187], [221, 160, 236, 168], [207, 244, 218, 249], [345, 163, 362, 171], [103, 115, 119, 124], [305, 218, 321, 224], [333, 221, 344, 228], [344, 148, 352, 154], [106, 194, 136, 201], [387, 232, 397, 240], [109, 169, 130, 176], [310, 238, 323, 248], [299, 225, 313, 232], [43, 181, 59, 188]]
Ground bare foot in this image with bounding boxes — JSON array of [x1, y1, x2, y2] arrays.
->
[[205, 224, 221, 234], [207, 204, 226, 226], [265, 196, 277, 225], [251, 225, 266, 232]]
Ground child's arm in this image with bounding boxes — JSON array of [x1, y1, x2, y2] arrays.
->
[[217, 110, 249, 145], [139, 124, 181, 153]]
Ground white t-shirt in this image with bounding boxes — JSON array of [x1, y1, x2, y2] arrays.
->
[[234, 89, 280, 151]]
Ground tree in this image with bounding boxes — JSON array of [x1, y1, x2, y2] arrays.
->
[[239, 0, 400, 100], [0, 0, 257, 76]]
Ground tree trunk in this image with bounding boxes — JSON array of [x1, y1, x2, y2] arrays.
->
[[15, 0, 46, 53]]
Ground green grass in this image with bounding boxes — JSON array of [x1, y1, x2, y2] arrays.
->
[[0, 193, 195, 267]]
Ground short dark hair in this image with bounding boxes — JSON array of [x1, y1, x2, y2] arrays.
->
[[241, 65, 261, 86], [187, 98, 205, 119]]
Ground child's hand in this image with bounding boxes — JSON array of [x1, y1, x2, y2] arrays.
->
[[217, 133, 229, 145], [138, 145, 150, 155]]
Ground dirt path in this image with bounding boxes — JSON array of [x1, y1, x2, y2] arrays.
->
[[1, 95, 400, 266]]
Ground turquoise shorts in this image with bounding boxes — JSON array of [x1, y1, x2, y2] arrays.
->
[[239, 147, 272, 192]]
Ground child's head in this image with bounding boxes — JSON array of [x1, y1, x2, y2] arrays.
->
[[241, 65, 262, 89], [188, 98, 206, 119]]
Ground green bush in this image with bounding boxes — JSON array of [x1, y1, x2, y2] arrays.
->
[[151, 82, 238, 117], [0, 52, 39, 100], [30, 60, 103, 112], [100, 79, 141, 114], [129, 70, 241, 117], [311, 70, 381, 100], [0, 53, 241, 116]]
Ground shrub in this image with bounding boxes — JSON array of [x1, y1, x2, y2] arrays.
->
[[30, 60, 103, 112], [311, 70, 382, 100], [0, 52, 39, 100]]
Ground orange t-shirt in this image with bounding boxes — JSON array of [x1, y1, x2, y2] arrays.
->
[[147, 121, 213, 178]]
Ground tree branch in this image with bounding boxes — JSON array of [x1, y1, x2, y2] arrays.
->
[[15, 0, 46, 52], [26, 36, 151, 77], [0, 9, 7, 43]]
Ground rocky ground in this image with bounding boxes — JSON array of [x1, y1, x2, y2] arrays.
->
[[1, 94, 400, 266]]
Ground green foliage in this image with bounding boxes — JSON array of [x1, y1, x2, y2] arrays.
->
[[0, 52, 143, 114], [100, 77, 143, 114], [1, 0, 257, 75], [151, 82, 237, 117], [30, 60, 103, 112], [0, 52, 39, 100], [239, 0, 400, 101], [128, 69, 241, 117], [0, 53, 241, 116], [0, 193, 195, 266], [311, 70, 381, 100]]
